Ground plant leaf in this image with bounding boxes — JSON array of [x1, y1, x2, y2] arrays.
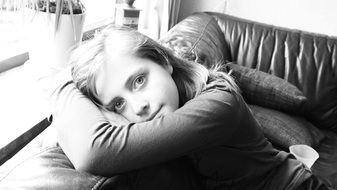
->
[[78, 0, 85, 13], [54, 0, 63, 34], [46, 0, 50, 14]]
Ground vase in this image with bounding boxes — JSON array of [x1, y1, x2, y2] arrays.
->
[[25, 9, 86, 71]]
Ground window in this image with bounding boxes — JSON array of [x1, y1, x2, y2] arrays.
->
[[81, 0, 116, 31], [0, 0, 117, 71], [0, 0, 118, 150], [0, 0, 178, 153], [0, 1, 28, 61]]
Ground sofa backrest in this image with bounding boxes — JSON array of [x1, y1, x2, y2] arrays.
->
[[161, 12, 337, 132]]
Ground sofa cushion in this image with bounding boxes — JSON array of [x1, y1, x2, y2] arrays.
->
[[249, 105, 325, 150], [226, 63, 307, 114]]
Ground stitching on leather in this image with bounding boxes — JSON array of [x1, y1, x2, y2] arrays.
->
[[0, 146, 60, 181], [283, 33, 289, 81], [187, 14, 214, 54], [91, 177, 107, 190], [270, 29, 278, 73], [332, 44, 337, 75], [257, 29, 265, 70]]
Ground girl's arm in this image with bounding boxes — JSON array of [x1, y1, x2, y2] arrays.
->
[[53, 79, 242, 177]]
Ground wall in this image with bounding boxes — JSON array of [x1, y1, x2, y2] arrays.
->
[[178, 0, 337, 37]]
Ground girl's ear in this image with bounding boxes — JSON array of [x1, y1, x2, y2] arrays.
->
[[166, 63, 173, 75]]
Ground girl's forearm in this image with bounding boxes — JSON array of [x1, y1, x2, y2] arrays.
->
[[53, 82, 240, 177]]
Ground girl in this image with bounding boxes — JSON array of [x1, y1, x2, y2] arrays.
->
[[51, 25, 330, 189]]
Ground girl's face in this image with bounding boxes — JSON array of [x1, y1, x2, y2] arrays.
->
[[95, 53, 179, 123]]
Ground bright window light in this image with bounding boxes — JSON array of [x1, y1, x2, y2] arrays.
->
[[0, 8, 28, 60], [0, 0, 117, 62], [0, 0, 118, 151]]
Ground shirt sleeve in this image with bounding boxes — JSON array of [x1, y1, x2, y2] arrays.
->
[[52, 79, 242, 177]]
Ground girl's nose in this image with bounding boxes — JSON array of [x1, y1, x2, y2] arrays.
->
[[130, 96, 149, 116]]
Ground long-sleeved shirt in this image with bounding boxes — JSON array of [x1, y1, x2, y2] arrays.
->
[[50, 69, 311, 190]]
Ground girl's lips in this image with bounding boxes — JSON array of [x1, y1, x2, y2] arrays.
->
[[146, 106, 162, 121]]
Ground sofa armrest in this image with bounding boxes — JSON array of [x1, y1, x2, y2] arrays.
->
[[160, 12, 232, 68], [0, 146, 129, 190]]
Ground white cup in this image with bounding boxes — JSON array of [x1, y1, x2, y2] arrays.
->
[[289, 144, 319, 169]]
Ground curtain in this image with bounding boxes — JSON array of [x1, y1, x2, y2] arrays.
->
[[159, 0, 181, 38], [135, 0, 181, 39], [167, 0, 181, 33]]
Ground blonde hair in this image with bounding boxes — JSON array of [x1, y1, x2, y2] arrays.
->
[[70, 25, 239, 107]]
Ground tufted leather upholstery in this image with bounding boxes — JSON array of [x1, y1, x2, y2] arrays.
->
[[161, 12, 337, 132]]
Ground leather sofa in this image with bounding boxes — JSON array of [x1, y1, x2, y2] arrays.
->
[[160, 12, 337, 188], [1, 12, 337, 189]]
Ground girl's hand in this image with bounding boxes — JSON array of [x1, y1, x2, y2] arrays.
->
[[101, 109, 130, 125]]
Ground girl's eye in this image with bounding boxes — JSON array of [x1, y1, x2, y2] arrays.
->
[[113, 99, 125, 112], [133, 75, 145, 89]]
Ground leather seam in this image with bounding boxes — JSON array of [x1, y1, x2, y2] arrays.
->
[[187, 14, 214, 54], [91, 177, 108, 190]]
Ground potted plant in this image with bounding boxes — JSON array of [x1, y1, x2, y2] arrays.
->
[[22, 0, 86, 70]]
